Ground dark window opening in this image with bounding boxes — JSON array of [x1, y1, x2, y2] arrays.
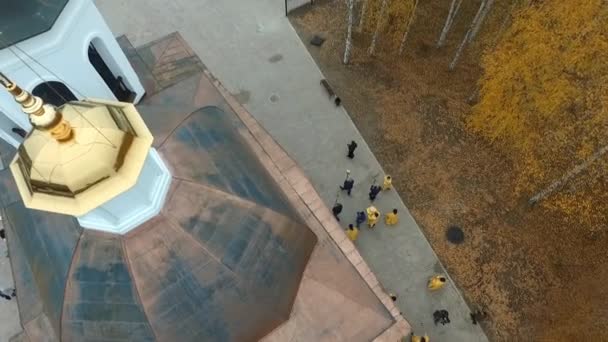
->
[[32, 81, 77, 107], [11, 127, 27, 138], [88, 43, 135, 102]]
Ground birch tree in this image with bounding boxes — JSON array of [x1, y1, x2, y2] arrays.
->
[[344, 0, 355, 64], [358, 0, 369, 32], [398, 0, 419, 54], [470, 0, 608, 225], [449, 0, 495, 70], [437, 0, 463, 47], [529, 144, 608, 205], [368, 0, 389, 55], [468, 0, 495, 42]]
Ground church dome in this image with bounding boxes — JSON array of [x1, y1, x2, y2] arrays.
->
[[10, 98, 153, 216]]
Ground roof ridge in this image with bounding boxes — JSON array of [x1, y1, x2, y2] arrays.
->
[[120, 232, 159, 341]]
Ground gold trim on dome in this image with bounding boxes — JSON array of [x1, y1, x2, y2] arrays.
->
[[114, 134, 134, 171], [35, 112, 64, 131], [7, 96, 154, 217], [107, 105, 137, 136]]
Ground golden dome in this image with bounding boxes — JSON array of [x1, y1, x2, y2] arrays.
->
[[9, 97, 153, 216]]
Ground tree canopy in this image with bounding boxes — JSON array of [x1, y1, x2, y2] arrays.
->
[[470, 0, 608, 227]]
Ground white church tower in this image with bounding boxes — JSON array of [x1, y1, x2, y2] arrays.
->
[[0, 0, 145, 147]]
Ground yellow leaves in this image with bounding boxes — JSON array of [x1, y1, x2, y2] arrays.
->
[[364, 0, 417, 47], [470, 0, 608, 225]]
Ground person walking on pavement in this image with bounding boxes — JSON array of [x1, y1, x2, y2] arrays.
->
[[411, 332, 430, 342], [368, 184, 381, 201], [346, 224, 359, 242], [382, 175, 392, 190], [332, 202, 343, 221], [385, 209, 399, 226], [428, 275, 447, 291], [355, 211, 366, 228], [347, 140, 358, 159], [470, 309, 488, 325], [433, 310, 450, 325], [366, 206, 380, 229], [340, 171, 355, 196], [368, 212, 379, 229]]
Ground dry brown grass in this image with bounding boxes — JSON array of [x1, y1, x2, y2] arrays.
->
[[290, 1, 608, 340]]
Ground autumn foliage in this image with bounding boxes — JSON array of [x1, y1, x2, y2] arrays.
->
[[362, 0, 417, 48], [470, 0, 608, 228]]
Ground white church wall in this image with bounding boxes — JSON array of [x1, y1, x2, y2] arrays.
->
[[0, 0, 144, 148]]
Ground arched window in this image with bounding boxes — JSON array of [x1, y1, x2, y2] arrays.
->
[[32, 81, 77, 107], [88, 39, 135, 102]]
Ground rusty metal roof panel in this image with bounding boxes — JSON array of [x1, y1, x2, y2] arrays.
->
[[159, 106, 299, 219], [3, 201, 81, 338], [122, 177, 317, 342], [62, 231, 154, 341]]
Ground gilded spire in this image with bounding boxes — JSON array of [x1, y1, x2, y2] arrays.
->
[[0, 72, 73, 142]]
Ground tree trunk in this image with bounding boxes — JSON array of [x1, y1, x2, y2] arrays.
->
[[358, 0, 368, 32], [398, 0, 419, 54], [468, 0, 495, 42], [449, 0, 494, 70], [491, 0, 519, 47], [368, 0, 389, 56], [529, 145, 608, 205], [437, 0, 463, 47], [344, 0, 355, 64]]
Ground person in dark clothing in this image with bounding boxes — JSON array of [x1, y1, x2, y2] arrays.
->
[[355, 211, 366, 228], [470, 309, 487, 325], [433, 310, 450, 325], [347, 141, 358, 159], [368, 185, 381, 201], [0, 229, 5, 240], [340, 178, 355, 196], [0, 289, 12, 301], [332, 202, 343, 221]]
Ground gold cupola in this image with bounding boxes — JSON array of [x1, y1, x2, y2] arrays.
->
[[0, 73, 153, 216]]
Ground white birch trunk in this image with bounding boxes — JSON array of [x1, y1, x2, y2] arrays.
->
[[368, 0, 389, 56], [468, 0, 495, 43], [344, 0, 355, 64], [529, 144, 608, 205], [449, 0, 491, 70], [491, 0, 519, 46], [398, 0, 419, 54], [358, 0, 368, 32], [437, 0, 463, 47]]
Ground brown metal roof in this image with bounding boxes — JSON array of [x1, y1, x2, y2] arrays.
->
[[1, 33, 395, 342]]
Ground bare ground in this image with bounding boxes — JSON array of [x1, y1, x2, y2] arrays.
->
[[289, 1, 608, 340]]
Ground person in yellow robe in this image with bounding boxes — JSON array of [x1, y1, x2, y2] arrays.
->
[[427, 275, 447, 291], [382, 175, 392, 190], [346, 224, 359, 242], [410, 333, 429, 342], [366, 206, 380, 229], [385, 209, 399, 226]]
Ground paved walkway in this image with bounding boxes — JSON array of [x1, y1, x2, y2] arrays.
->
[[96, 1, 487, 340], [0, 237, 20, 342]]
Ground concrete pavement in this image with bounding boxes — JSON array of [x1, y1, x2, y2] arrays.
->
[[0, 213, 21, 342], [95, 1, 488, 340]]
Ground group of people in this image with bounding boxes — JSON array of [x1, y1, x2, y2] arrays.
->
[[339, 141, 486, 342], [330, 140, 400, 243]]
